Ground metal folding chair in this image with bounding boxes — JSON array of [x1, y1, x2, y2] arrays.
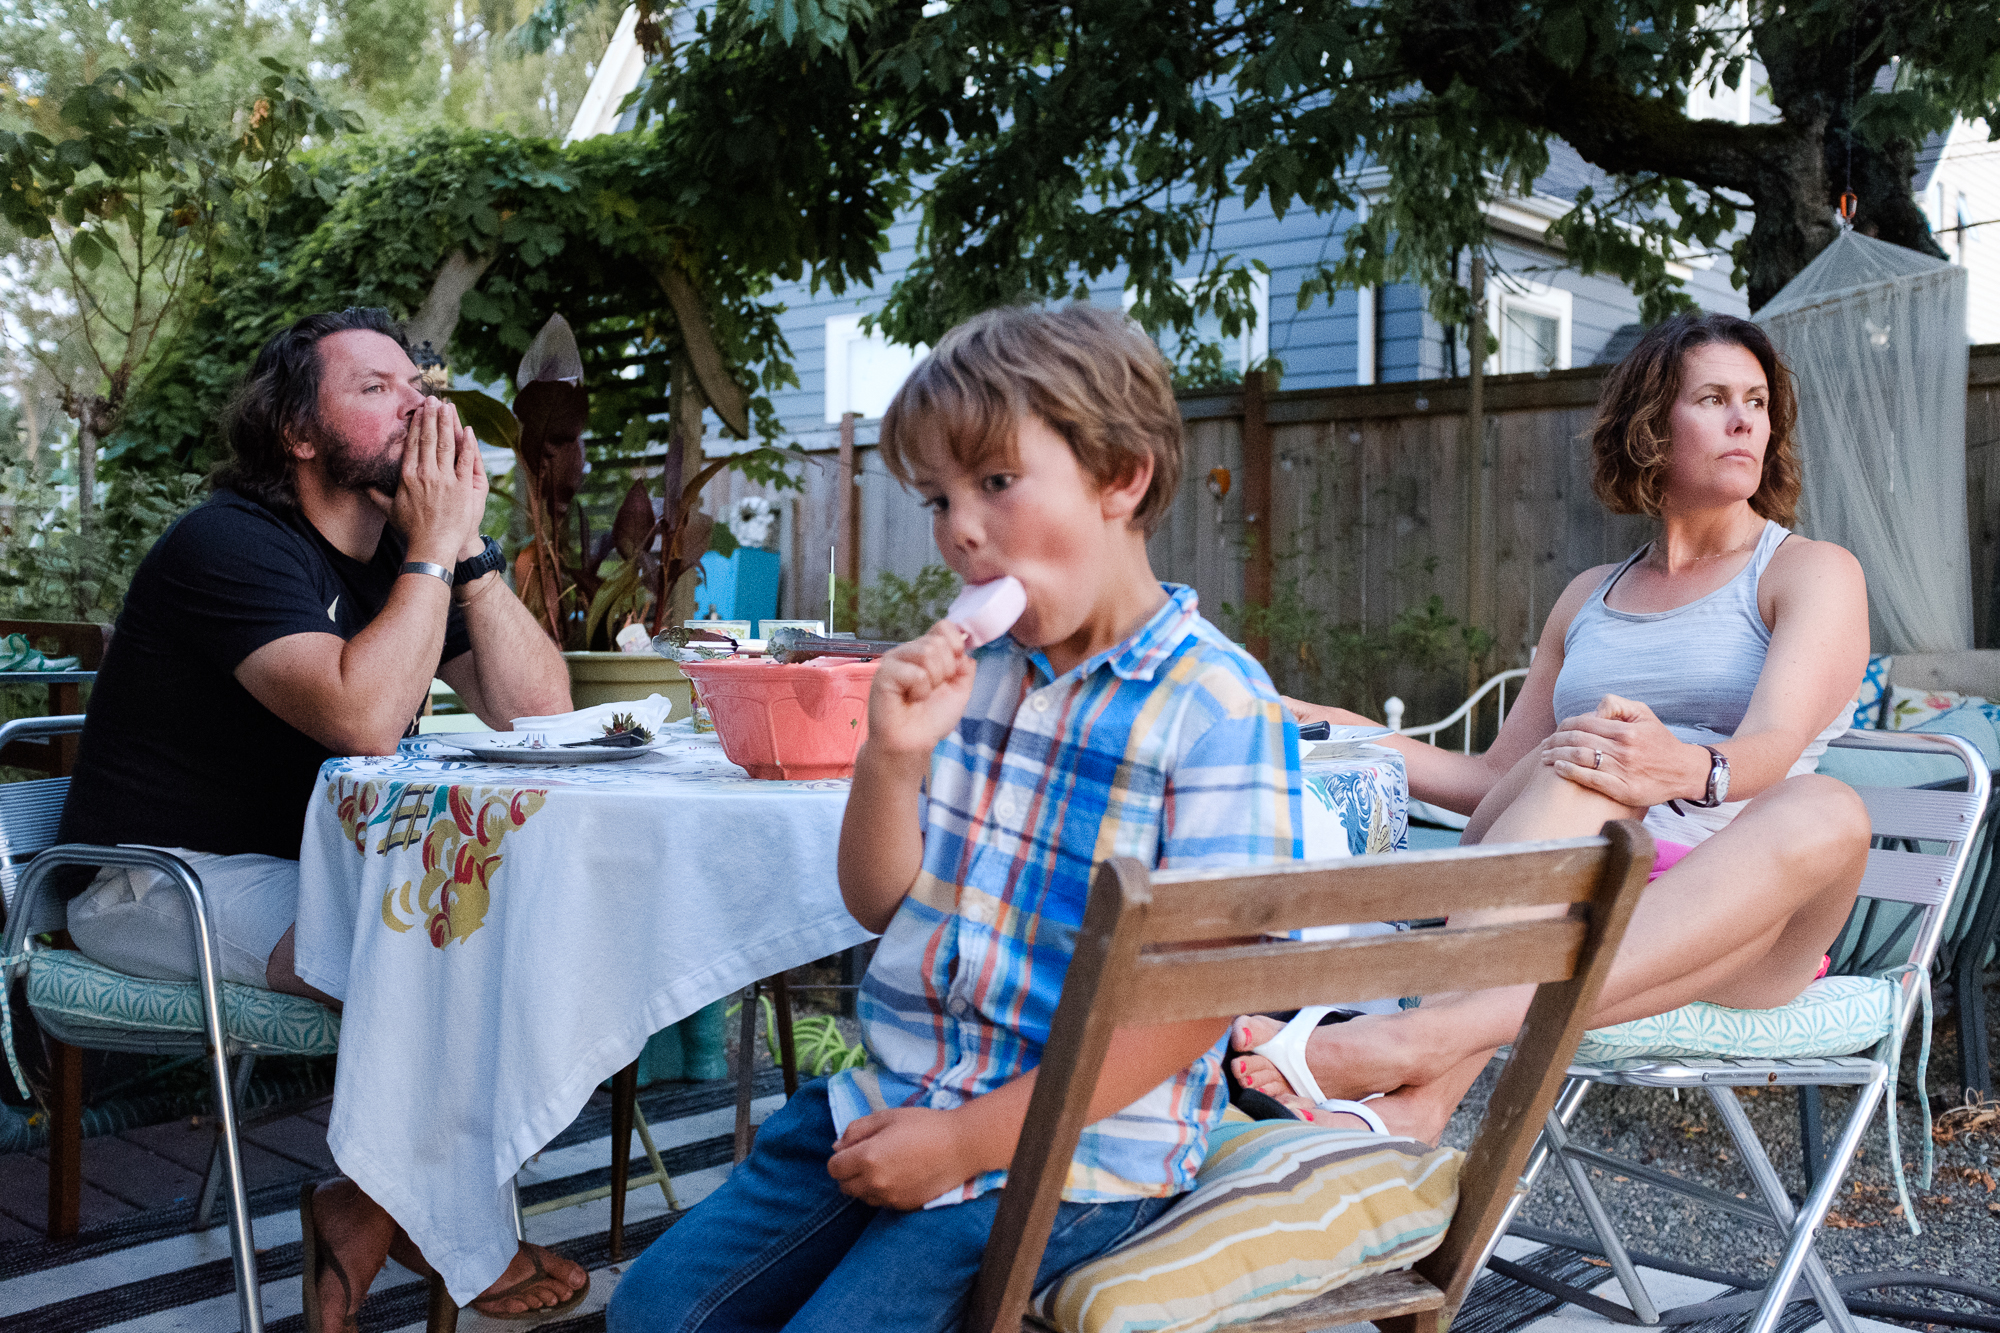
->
[[1496, 729, 1991, 1333], [0, 716, 338, 1333]]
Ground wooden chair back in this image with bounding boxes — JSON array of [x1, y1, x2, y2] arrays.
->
[[966, 820, 1655, 1333], [0, 619, 110, 777]]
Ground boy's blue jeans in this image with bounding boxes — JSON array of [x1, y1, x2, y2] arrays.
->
[[606, 1079, 1179, 1333]]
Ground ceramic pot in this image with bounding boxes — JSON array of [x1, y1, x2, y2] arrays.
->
[[562, 651, 693, 720]]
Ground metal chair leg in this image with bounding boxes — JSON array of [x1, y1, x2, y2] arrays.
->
[[1480, 1074, 1592, 1279], [195, 1054, 257, 1231], [1797, 1084, 1826, 1195], [176, 909, 263, 1332], [1712, 1086, 1864, 1333], [1544, 1106, 1660, 1323], [633, 1104, 681, 1210]]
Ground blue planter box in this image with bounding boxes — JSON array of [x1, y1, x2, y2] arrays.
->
[[694, 548, 782, 632]]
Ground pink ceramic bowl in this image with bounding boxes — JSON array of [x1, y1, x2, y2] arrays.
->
[[680, 657, 879, 780]]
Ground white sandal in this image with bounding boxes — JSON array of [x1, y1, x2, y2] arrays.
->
[[1247, 1006, 1337, 1104], [1312, 1097, 1388, 1134], [1246, 1008, 1391, 1133]]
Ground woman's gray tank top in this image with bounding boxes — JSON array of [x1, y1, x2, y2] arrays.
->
[[1551, 519, 1852, 845]]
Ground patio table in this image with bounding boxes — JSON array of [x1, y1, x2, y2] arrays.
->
[[291, 724, 1407, 1304], [292, 723, 868, 1302]]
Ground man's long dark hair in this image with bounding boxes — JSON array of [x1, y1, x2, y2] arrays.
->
[[212, 308, 411, 513]]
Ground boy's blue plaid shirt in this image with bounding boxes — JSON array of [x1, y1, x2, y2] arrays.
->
[[827, 584, 1301, 1206]]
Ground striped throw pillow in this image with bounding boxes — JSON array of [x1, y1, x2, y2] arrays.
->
[[1035, 1120, 1461, 1333]]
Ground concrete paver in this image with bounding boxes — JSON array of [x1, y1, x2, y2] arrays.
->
[[65, 1134, 206, 1211], [0, 1153, 140, 1231], [116, 1118, 222, 1176], [239, 1114, 339, 1173]]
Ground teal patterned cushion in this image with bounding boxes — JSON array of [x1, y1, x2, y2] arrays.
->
[[26, 950, 339, 1055], [1573, 975, 1896, 1064]]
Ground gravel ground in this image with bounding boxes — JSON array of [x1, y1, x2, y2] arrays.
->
[[1442, 972, 2000, 1311]]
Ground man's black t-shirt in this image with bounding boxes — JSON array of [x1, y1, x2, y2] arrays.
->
[[58, 489, 472, 864]]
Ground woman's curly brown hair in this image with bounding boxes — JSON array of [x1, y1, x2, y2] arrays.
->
[[1591, 312, 1801, 526]]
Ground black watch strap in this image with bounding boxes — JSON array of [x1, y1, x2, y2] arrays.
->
[[453, 536, 505, 586]]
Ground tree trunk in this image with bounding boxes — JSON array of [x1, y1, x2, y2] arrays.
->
[[406, 248, 499, 365], [77, 419, 95, 540], [1736, 119, 1839, 312], [1395, 2, 1945, 310], [1837, 127, 1949, 261]]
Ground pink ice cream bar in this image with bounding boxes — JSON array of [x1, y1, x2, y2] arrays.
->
[[946, 575, 1027, 648]]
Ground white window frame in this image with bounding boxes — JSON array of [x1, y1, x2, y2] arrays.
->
[[824, 314, 927, 422], [1356, 284, 1376, 386], [1484, 280, 1573, 376], [1122, 271, 1270, 374]]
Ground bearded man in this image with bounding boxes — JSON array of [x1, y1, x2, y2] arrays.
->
[[56, 308, 586, 1322]]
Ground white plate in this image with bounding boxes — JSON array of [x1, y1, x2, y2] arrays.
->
[[1304, 726, 1397, 762], [1315, 724, 1395, 742], [438, 734, 671, 765]]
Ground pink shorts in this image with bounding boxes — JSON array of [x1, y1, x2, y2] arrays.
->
[[1648, 839, 1695, 883], [1647, 838, 1831, 979]]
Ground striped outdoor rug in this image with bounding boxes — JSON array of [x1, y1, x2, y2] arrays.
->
[[0, 1075, 1890, 1333]]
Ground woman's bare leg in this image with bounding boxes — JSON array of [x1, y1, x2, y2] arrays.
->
[[1233, 766, 1868, 1141]]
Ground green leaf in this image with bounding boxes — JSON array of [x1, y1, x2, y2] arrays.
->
[[1541, 9, 1587, 71], [584, 556, 646, 645], [69, 230, 104, 270], [440, 388, 522, 452]]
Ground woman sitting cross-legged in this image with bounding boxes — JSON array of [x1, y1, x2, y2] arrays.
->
[[1235, 311, 1873, 1144]]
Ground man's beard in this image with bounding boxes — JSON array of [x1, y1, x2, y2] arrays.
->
[[317, 421, 406, 497]]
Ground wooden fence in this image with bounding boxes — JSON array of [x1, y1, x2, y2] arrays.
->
[[700, 345, 2000, 724]]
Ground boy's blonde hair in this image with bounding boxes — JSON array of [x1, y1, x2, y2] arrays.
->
[[877, 305, 1184, 536]]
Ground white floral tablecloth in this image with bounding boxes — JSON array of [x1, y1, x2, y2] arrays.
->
[[290, 725, 1407, 1303], [292, 722, 870, 1303]]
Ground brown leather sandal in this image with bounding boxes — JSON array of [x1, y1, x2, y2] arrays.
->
[[299, 1181, 361, 1333], [468, 1244, 590, 1321]]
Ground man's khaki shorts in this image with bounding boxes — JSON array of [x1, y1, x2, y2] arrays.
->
[[67, 850, 300, 990]]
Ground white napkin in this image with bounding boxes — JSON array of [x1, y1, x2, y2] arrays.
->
[[508, 694, 677, 746]]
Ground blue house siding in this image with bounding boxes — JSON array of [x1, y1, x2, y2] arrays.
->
[[704, 176, 1765, 616], [743, 170, 1752, 442]]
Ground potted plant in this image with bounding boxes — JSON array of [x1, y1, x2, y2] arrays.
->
[[446, 315, 772, 715]]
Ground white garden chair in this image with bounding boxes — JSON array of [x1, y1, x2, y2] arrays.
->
[[1488, 728, 1989, 1333]]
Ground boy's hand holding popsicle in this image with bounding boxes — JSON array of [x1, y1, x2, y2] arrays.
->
[[864, 575, 1027, 763], [838, 576, 1027, 935]]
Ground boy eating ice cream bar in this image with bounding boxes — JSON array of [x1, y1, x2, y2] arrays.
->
[[607, 305, 1302, 1333]]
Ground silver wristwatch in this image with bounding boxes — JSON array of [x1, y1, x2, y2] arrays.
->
[[1685, 744, 1731, 808]]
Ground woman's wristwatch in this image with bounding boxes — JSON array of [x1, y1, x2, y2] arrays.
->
[[1683, 744, 1731, 808]]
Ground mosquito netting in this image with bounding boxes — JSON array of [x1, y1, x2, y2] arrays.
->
[[1758, 228, 1971, 652]]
